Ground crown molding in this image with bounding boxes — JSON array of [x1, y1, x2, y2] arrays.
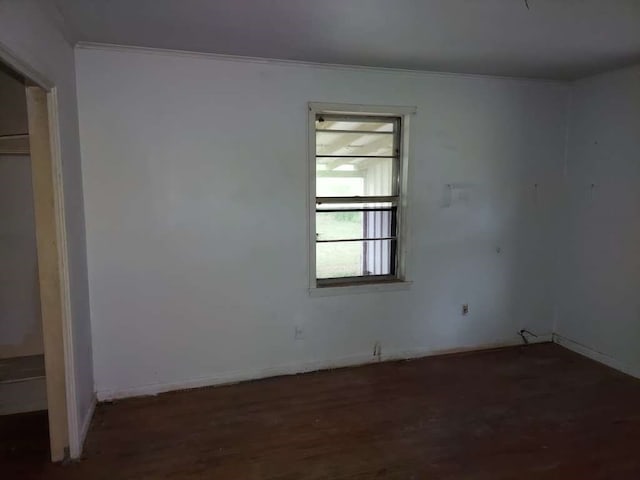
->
[[76, 42, 569, 87]]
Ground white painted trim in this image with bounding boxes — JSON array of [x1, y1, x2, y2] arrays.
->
[[47, 89, 81, 459], [553, 334, 640, 380], [309, 102, 417, 116], [397, 113, 413, 281], [309, 281, 412, 297], [307, 102, 414, 291], [307, 104, 316, 291], [79, 395, 96, 450], [97, 334, 552, 401], [75, 42, 568, 86]]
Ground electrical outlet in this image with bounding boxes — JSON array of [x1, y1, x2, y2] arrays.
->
[[294, 326, 304, 340], [462, 304, 469, 315]]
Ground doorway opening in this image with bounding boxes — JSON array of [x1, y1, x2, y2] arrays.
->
[[0, 58, 72, 462]]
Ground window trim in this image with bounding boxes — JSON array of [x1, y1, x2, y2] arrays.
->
[[308, 102, 416, 293]]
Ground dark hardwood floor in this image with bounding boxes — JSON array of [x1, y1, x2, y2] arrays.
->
[[3, 343, 640, 479]]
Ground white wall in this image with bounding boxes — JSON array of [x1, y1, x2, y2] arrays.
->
[[556, 65, 640, 377], [0, 155, 43, 359], [76, 45, 568, 400], [0, 0, 93, 455]]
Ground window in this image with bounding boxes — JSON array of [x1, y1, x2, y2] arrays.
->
[[309, 104, 413, 289]]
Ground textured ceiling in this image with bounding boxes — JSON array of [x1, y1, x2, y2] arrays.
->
[[53, 0, 640, 80]]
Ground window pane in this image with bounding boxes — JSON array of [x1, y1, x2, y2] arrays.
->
[[316, 210, 394, 241], [316, 175, 364, 197], [316, 131, 394, 157], [316, 239, 394, 279], [316, 157, 396, 196], [316, 120, 394, 133]]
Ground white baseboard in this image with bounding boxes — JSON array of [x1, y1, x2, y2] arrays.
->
[[553, 334, 640, 380], [96, 333, 552, 402]]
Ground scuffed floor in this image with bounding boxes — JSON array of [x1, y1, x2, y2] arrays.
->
[[3, 343, 640, 479]]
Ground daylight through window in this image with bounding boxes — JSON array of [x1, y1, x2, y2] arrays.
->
[[314, 113, 402, 286]]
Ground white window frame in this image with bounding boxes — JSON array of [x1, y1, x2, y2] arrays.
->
[[308, 102, 416, 296]]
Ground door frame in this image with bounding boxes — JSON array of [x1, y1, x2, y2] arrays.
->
[[0, 43, 79, 462]]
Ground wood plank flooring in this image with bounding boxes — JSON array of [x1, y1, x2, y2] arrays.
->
[[2, 343, 640, 479]]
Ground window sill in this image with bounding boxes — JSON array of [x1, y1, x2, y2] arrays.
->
[[308, 280, 412, 298]]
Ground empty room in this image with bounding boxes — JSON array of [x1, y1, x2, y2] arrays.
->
[[1, 0, 640, 478]]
